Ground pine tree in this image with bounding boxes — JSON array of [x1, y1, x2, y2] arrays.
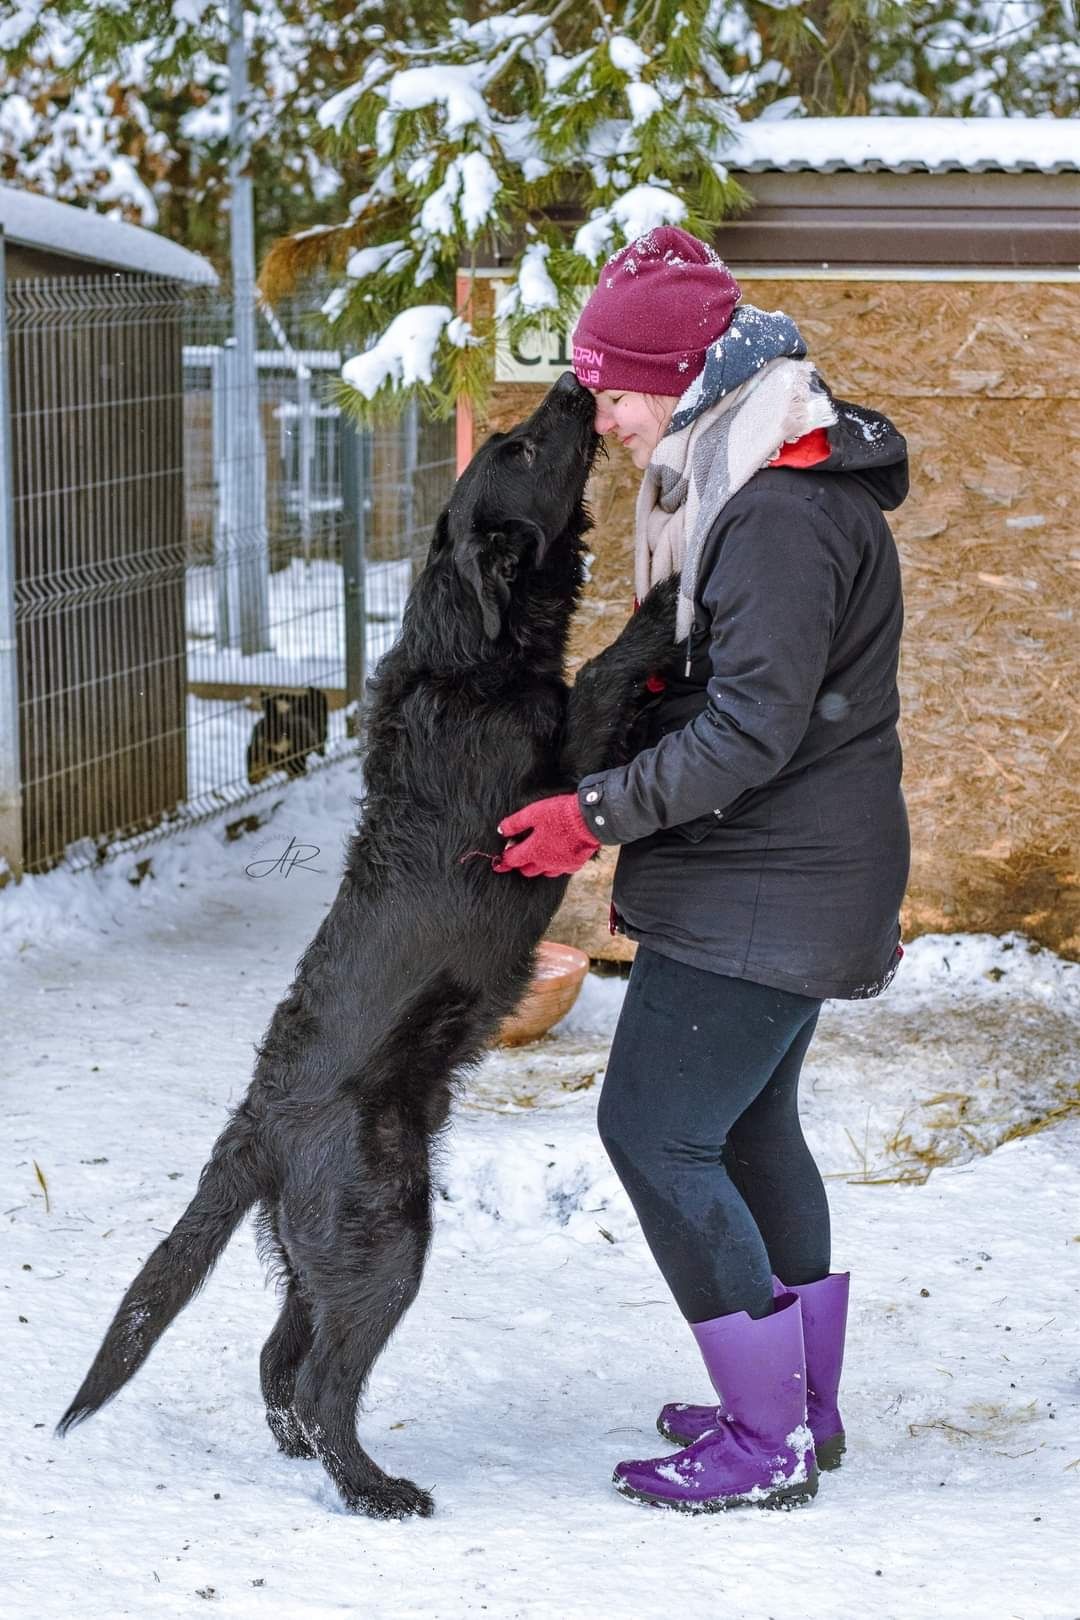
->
[[259, 0, 1077, 419], [0, 0, 452, 270], [262, 0, 806, 420], [3, 2, 1074, 413], [868, 2, 1078, 117]]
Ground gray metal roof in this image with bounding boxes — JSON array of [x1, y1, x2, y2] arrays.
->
[[725, 117, 1080, 176], [0, 185, 217, 283]]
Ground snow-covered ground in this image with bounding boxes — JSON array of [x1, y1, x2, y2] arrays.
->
[[186, 555, 412, 693], [2, 766, 1077, 1620]]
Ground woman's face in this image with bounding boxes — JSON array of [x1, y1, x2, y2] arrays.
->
[[590, 389, 678, 469]]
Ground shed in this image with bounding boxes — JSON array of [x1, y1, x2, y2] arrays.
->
[[460, 116, 1080, 962], [0, 187, 216, 876]]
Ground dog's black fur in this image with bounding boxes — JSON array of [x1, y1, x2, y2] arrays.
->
[[246, 687, 329, 784], [58, 373, 682, 1519]]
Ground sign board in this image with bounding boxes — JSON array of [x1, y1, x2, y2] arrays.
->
[[492, 281, 590, 384]]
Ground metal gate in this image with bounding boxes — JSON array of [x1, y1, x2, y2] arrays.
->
[[0, 264, 455, 879]]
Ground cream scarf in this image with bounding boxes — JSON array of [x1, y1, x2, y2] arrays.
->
[[634, 356, 838, 663]]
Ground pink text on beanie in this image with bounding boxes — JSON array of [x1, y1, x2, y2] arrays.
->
[[572, 228, 741, 397]]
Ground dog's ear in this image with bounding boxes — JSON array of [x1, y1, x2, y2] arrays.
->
[[454, 519, 547, 640], [455, 538, 510, 640], [428, 510, 451, 560], [493, 517, 546, 558]]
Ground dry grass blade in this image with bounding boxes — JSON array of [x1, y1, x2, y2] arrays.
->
[[998, 1088, 1080, 1145], [33, 1159, 50, 1214], [908, 1420, 976, 1440]]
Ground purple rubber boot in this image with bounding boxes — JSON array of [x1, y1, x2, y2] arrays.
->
[[613, 1292, 817, 1512], [657, 1272, 849, 1469]]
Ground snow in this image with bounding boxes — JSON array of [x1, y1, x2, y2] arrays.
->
[[574, 186, 688, 263], [383, 66, 491, 141], [315, 79, 366, 134], [345, 238, 409, 280], [626, 82, 664, 127], [0, 4, 38, 50], [179, 98, 229, 143], [608, 36, 649, 76], [458, 12, 553, 51], [0, 93, 36, 145], [95, 156, 159, 224], [319, 285, 346, 321], [0, 183, 217, 283], [458, 151, 501, 236], [341, 305, 453, 400], [494, 241, 560, 319], [725, 114, 1080, 173], [420, 166, 461, 238], [444, 317, 476, 350], [545, 48, 593, 93], [171, 0, 207, 24], [520, 155, 551, 184], [419, 152, 500, 240], [186, 556, 412, 694], [1, 751, 1078, 1617]]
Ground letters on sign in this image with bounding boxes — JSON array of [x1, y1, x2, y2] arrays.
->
[[492, 281, 591, 384]]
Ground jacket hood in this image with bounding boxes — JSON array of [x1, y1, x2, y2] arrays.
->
[[817, 395, 909, 511]]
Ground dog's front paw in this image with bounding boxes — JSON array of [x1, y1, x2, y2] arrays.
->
[[348, 1476, 435, 1520], [624, 576, 685, 672], [636, 574, 681, 627]]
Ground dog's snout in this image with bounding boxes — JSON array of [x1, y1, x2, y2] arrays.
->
[[552, 370, 581, 397]]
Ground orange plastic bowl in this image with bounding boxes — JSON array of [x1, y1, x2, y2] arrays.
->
[[495, 940, 591, 1047]]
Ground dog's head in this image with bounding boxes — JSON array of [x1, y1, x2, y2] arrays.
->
[[433, 373, 600, 641]]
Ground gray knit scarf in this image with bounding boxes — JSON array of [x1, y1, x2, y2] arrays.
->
[[634, 305, 838, 669]]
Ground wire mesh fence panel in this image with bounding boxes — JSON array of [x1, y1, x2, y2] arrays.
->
[[0, 272, 457, 877], [4, 276, 190, 875], [364, 400, 456, 668]]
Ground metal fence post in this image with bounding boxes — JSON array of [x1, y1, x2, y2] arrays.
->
[[0, 228, 23, 881], [403, 393, 419, 556], [340, 415, 369, 712], [297, 365, 313, 562], [209, 344, 232, 652], [214, 335, 272, 653]]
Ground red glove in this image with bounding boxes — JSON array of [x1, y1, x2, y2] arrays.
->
[[493, 793, 601, 878]]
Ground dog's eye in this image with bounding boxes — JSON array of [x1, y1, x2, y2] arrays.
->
[[510, 440, 537, 466]]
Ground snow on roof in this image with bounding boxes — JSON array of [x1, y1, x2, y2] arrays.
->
[[0, 185, 217, 283], [725, 117, 1080, 175]]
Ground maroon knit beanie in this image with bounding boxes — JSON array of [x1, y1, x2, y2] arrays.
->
[[572, 227, 741, 397]]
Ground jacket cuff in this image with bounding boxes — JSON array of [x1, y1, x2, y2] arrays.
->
[[577, 775, 621, 845]]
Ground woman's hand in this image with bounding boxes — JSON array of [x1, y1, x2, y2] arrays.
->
[[493, 794, 600, 878]]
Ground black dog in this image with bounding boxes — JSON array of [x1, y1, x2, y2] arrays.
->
[[246, 687, 329, 784], [59, 373, 681, 1519]]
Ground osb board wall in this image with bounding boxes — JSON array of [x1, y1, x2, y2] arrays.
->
[[466, 277, 1080, 963]]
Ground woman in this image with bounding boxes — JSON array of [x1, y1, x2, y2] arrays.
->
[[495, 227, 910, 1512]]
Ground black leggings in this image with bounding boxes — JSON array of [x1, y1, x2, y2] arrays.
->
[[597, 947, 829, 1324]]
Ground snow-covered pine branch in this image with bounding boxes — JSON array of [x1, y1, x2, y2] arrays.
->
[[278, 0, 774, 420], [0, 0, 440, 265], [3, 0, 1073, 337]]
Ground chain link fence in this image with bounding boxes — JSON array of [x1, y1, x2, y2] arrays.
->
[[0, 266, 456, 878]]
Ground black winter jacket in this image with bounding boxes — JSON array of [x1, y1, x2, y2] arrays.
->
[[576, 399, 911, 1001]]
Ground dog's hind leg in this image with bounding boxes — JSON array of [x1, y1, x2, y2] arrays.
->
[[291, 1206, 435, 1519], [286, 974, 477, 1516], [255, 1202, 316, 1458], [260, 1278, 316, 1459]]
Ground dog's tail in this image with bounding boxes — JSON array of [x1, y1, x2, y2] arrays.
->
[[57, 1112, 262, 1436]]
